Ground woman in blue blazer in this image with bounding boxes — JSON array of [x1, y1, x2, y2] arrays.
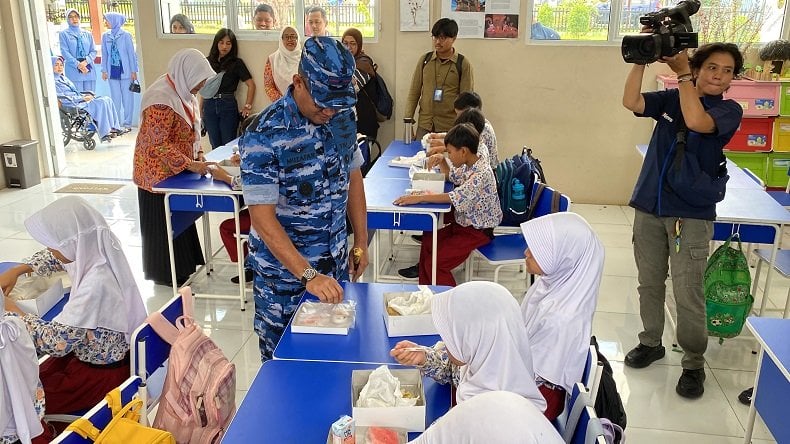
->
[[100, 12, 138, 130], [59, 9, 97, 91]]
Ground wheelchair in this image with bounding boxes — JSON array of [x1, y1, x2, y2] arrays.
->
[[58, 97, 97, 150]]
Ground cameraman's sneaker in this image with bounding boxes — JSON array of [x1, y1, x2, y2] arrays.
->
[[624, 343, 665, 368], [676, 368, 706, 399]]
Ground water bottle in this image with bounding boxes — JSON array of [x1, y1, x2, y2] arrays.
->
[[511, 179, 527, 214], [403, 117, 415, 144]]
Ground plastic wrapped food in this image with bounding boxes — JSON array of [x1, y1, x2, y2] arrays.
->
[[357, 366, 419, 408], [387, 286, 434, 316], [366, 427, 400, 444]]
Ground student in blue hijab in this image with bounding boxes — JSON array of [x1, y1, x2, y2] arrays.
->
[[100, 12, 138, 132], [59, 9, 97, 91], [54, 56, 124, 142]]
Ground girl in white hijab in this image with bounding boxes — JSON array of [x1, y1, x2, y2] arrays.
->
[[263, 26, 302, 102], [391, 281, 546, 412], [0, 309, 45, 444], [2, 196, 148, 414], [408, 391, 563, 444], [520, 212, 605, 419]]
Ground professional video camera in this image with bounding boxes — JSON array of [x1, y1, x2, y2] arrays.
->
[[621, 0, 700, 65]]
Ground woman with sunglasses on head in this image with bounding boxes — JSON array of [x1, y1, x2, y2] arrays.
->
[[201, 29, 257, 149]]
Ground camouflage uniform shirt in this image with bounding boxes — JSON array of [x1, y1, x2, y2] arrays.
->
[[239, 87, 362, 278]]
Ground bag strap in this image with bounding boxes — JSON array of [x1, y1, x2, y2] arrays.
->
[[106, 388, 124, 416], [456, 53, 464, 84], [147, 311, 180, 345], [551, 189, 561, 213], [422, 52, 464, 84], [180, 286, 195, 319], [527, 182, 547, 220], [66, 418, 101, 441], [672, 113, 689, 173], [726, 232, 744, 251]]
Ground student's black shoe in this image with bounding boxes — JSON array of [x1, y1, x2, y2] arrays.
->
[[231, 269, 254, 284], [676, 368, 706, 399], [411, 235, 423, 243], [738, 387, 753, 405], [100, 135, 113, 143], [397, 265, 419, 279], [624, 343, 665, 368]]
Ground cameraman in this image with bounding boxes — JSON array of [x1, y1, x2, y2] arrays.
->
[[622, 42, 743, 399]]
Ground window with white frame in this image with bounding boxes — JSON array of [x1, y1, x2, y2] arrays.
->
[[157, 0, 377, 39], [530, 0, 787, 47]]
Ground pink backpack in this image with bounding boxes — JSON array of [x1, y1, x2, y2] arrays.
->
[[147, 289, 236, 444]]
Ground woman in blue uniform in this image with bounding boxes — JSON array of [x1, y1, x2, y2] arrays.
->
[[100, 12, 138, 131]]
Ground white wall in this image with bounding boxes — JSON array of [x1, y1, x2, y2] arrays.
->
[[0, 1, 676, 200]]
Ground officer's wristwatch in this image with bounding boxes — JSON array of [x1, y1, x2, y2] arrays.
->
[[300, 267, 318, 285]]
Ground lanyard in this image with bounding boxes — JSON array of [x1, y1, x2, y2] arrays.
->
[[434, 58, 453, 90]]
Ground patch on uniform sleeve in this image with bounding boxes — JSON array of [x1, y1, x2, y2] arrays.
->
[[298, 182, 314, 196]]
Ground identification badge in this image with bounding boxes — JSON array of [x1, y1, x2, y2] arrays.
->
[[433, 88, 444, 102], [282, 145, 317, 167]]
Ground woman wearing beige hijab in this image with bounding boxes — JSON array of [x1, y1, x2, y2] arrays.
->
[[263, 26, 301, 102]]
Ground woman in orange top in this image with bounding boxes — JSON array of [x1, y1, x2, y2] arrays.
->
[[133, 48, 216, 285], [263, 26, 301, 102]]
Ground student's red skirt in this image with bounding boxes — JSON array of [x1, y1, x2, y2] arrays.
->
[[539, 383, 567, 421], [39, 353, 131, 414]]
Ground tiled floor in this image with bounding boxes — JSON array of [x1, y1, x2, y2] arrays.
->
[[0, 172, 785, 442]]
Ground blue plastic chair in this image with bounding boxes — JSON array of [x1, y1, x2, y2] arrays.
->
[[128, 287, 190, 420], [556, 382, 593, 441], [569, 406, 605, 444], [465, 183, 570, 283]]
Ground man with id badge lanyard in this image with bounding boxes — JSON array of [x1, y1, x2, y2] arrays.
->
[[405, 18, 474, 139]]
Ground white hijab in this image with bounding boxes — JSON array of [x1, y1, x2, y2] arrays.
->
[[140, 48, 216, 157], [431, 281, 546, 412], [24, 196, 148, 342], [408, 391, 563, 444], [0, 315, 42, 444], [268, 26, 302, 96], [520, 212, 605, 392]]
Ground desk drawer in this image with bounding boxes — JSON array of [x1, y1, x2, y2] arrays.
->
[[367, 211, 437, 232], [167, 194, 238, 212]]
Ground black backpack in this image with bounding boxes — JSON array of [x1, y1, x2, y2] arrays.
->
[[591, 336, 627, 430], [370, 64, 393, 121]]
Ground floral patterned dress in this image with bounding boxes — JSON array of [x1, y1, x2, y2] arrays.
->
[[4, 249, 129, 365]]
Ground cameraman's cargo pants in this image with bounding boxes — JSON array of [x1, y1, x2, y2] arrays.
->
[[633, 209, 712, 370]]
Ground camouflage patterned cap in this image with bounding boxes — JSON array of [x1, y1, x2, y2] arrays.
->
[[299, 36, 356, 109]]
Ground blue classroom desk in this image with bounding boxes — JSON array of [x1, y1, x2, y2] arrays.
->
[[381, 140, 424, 159], [221, 360, 452, 443], [365, 141, 452, 285], [152, 142, 247, 309], [274, 282, 450, 364], [744, 317, 790, 443], [1, 262, 69, 320]]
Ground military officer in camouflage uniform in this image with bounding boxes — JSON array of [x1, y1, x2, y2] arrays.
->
[[239, 37, 369, 361]]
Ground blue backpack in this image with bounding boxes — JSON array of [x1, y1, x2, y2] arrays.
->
[[495, 147, 548, 226]]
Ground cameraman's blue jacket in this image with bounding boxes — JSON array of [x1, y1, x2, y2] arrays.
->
[[630, 88, 742, 220]]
